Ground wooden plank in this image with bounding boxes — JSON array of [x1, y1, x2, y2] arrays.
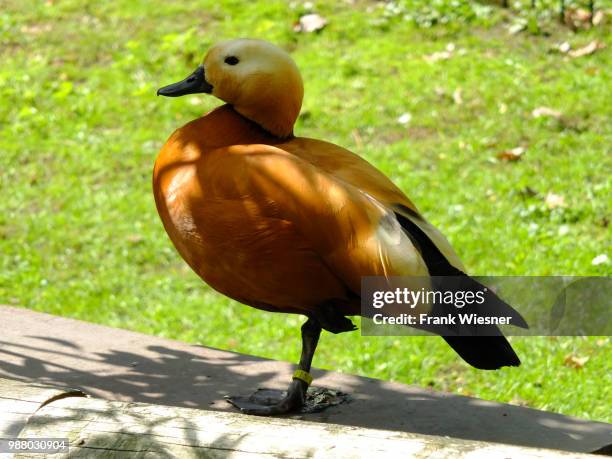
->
[[0, 378, 598, 459], [0, 377, 86, 438], [2, 305, 610, 454]]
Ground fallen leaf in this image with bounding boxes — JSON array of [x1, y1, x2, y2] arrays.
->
[[20, 24, 52, 35], [568, 40, 606, 58], [558, 42, 571, 53], [592, 10, 605, 26], [189, 96, 205, 106], [532, 107, 562, 119], [508, 21, 526, 35], [351, 129, 363, 149], [564, 354, 589, 369], [573, 8, 592, 22], [452, 87, 463, 105], [424, 50, 452, 63], [126, 235, 144, 243], [564, 8, 593, 29], [563, 7, 607, 29], [294, 13, 327, 33], [591, 254, 609, 266], [545, 192, 567, 209], [497, 146, 525, 161], [397, 113, 412, 125], [509, 396, 529, 407], [424, 43, 463, 63], [434, 87, 446, 97]]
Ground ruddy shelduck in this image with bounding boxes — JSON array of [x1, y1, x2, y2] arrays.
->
[[155, 39, 526, 415]]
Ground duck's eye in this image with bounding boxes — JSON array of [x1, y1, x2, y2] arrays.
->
[[224, 56, 240, 66]]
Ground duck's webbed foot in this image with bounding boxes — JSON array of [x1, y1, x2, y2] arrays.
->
[[226, 380, 308, 415], [226, 317, 321, 416]]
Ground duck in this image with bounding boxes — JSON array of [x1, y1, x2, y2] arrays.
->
[[154, 38, 526, 416]]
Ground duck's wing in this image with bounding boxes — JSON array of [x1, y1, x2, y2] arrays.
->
[[204, 144, 434, 297], [204, 144, 525, 368], [283, 138, 466, 272]]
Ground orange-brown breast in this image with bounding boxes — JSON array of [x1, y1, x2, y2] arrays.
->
[[153, 105, 427, 316]]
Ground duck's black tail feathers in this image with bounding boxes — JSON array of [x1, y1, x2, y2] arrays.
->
[[442, 336, 520, 369], [393, 204, 526, 370]]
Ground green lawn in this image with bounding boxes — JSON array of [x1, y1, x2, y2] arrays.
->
[[1, 0, 610, 423]]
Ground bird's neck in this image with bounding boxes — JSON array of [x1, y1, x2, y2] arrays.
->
[[195, 104, 282, 147], [233, 103, 295, 139]]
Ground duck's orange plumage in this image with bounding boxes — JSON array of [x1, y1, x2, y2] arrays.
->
[[155, 39, 522, 415]]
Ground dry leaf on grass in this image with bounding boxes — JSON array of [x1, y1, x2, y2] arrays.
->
[[351, 129, 363, 149], [591, 254, 609, 266], [509, 396, 530, 407], [592, 10, 606, 26], [424, 43, 460, 62], [397, 113, 412, 125], [434, 87, 446, 97], [558, 42, 572, 53], [508, 20, 527, 35], [20, 24, 52, 35], [452, 88, 463, 105], [564, 354, 589, 369], [568, 40, 606, 58], [564, 8, 606, 28], [532, 107, 562, 119], [545, 192, 567, 209], [564, 8, 594, 29], [294, 13, 327, 33], [424, 50, 453, 63], [497, 146, 525, 161]]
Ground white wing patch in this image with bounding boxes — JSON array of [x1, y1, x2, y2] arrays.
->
[[361, 191, 429, 277]]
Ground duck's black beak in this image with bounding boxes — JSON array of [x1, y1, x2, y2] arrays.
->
[[157, 65, 213, 97]]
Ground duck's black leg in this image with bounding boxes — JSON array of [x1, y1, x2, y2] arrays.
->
[[226, 317, 321, 416]]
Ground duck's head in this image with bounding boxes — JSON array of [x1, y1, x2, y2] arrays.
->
[[158, 39, 304, 138]]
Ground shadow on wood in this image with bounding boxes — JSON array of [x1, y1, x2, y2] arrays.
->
[[0, 378, 604, 458], [0, 305, 610, 455]]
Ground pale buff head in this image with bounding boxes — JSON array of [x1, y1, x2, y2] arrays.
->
[[158, 39, 304, 138]]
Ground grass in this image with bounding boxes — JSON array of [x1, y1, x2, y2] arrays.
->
[[1, 0, 610, 423]]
